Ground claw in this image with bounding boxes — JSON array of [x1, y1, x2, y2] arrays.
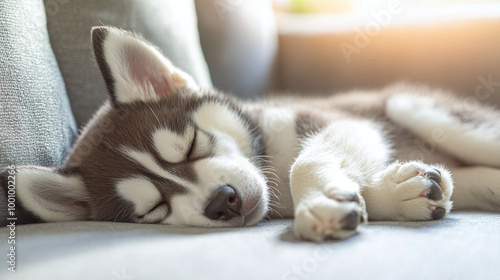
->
[[341, 210, 359, 230], [427, 180, 443, 201], [431, 207, 446, 220], [425, 169, 442, 184], [348, 193, 360, 204]]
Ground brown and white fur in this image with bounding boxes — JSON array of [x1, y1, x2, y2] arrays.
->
[[6, 26, 500, 242]]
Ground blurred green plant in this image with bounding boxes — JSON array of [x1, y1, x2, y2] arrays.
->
[[291, 0, 308, 13]]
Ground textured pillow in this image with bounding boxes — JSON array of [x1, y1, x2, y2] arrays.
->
[[45, 0, 212, 127], [0, 0, 77, 168], [0, 0, 77, 225], [195, 0, 278, 98]]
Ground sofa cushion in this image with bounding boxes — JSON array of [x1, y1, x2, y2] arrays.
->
[[1, 212, 498, 279], [195, 0, 278, 98], [0, 0, 77, 168], [0, 0, 77, 224], [45, 0, 212, 127]]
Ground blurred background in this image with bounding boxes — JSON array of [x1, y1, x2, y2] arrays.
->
[[197, 0, 500, 107], [273, 0, 500, 13]]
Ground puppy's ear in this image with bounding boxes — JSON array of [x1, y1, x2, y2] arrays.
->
[[3, 166, 89, 222], [91, 26, 199, 106]]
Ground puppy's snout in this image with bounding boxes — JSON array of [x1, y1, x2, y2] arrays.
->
[[204, 185, 242, 221]]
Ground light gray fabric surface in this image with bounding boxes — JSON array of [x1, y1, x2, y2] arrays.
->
[[0, 0, 77, 227], [0, 0, 77, 169], [45, 0, 213, 127], [196, 0, 278, 98], [1, 212, 498, 279]]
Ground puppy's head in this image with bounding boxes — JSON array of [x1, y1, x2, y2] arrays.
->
[[9, 26, 269, 227]]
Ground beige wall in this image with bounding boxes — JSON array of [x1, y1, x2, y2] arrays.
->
[[278, 12, 500, 107]]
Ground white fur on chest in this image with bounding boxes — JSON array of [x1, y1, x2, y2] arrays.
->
[[260, 107, 298, 218]]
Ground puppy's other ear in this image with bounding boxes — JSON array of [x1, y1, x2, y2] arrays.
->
[[4, 166, 89, 222], [91, 26, 199, 106]]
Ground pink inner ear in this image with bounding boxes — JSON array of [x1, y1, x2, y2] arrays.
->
[[126, 48, 175, 98]]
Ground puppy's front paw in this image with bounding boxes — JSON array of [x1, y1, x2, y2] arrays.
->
[[294, 192, 367, 242], [364, 161, 453, 221]]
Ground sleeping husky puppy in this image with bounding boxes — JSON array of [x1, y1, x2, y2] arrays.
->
[[7, 26, 500, 242]]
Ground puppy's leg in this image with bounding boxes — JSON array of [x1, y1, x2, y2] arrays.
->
[[385, 91, 500, 212], [386, 92, 500, 168], [290, 120, 391, 241]]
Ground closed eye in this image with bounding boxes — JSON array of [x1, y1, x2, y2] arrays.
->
[[146, 202, 165, 215], [186, 129, 197, 159], [185, 128, 212, 160], [137, 202, 169, 223]]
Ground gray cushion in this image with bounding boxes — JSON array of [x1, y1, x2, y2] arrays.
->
[[1, 212, 498, 279], [0, 0, 77, 226], [45, 0, 213, 127], [0, 0, 77, 169], [195, 0, 278, 98]]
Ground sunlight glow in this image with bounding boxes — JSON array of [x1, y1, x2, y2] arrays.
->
[[273, 0, 500, 14]]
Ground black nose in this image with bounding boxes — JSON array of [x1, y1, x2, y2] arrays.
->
[[204, 185, 242, 221]]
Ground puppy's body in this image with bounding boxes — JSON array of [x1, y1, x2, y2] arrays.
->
[[5, 27, 500, 242], [247, 86, 500, 240]]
